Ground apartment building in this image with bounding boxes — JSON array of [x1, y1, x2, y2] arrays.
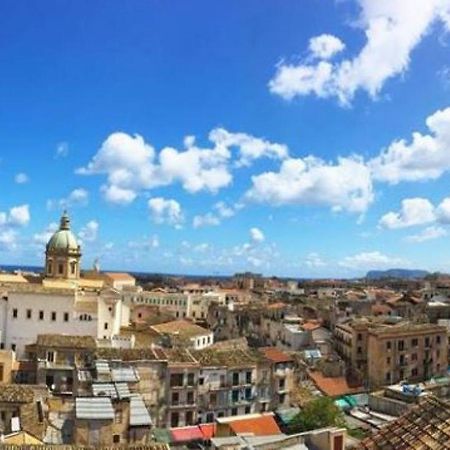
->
[[334, 317, 448, 388], [367, 323, 447, 388]]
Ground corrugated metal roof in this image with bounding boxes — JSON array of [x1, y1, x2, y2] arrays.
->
[[77, 370, 92, 383], [115, 382, 131, 399], [95, 360, 110, 375], [111, 366, 139, 383], [92, 383, 117, 399], [75, 397, 114, 420], [129, 394, 152, 426]]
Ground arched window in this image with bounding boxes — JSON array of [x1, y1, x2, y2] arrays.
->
[[70, 261, 76, 275], [47, 261, 53, 275]]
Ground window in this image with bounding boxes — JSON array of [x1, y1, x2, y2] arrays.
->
[[232, 372, 239, 386], [113, 435, 120, 444], [170, 373, 184, 387], [11, 344, 16, 352], [245, 387, 252, 399], [39, 310, 44, 320], [232, 390, 239, 402], [357, 346, 362, 354], [47, 262, 53, 274], [246, 371, 252, 384], [187, 373, 195, 386], [412, 368, 418, 377], [385, 372, 391, 382], [12, 308, 17, 319], [279, 379, 285, 390], [47, 351, 55, 363], [26, 309, 32, 319], [70, 261, 76, 275], [64, 312, 69, 322], [357, 333, 362, 341], [398, 340, 405, 351], [231, 408, 238, 416], [245, 406, 251, 414], [185, 411, 194, 426], [437, 335, 442, 344], [412, 353, 418, 361], [0, 364, 4, 382], [58, 263, 64, 275], [104, 322, 108, 330], [172, 392, 179, 405], [171, 412, 179, 428], [51, 312, 56, 321], [412, 338, 418, 347], [425, 337, 431, 347], [187, 391, 194, 404], [387, 357, 391, 364], [386, 341, 391, 350], [199, 377, 204, 385]]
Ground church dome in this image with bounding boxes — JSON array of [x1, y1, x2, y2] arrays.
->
[[46, 211, 80, 253]]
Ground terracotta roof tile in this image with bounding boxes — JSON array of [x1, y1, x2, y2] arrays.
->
[[260, 347, 293, 364], [308, 370, 364, 397], [226, 415, 281, 436], [357, 396, 450, 449]]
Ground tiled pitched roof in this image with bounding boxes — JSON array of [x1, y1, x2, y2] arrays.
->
[[308, 370, 364, 397], [357, 396, 450, 449], [34, 334, 96, 349], [260, 347, 293, 363], [0, 385, 35, 403], [0, 445, 169, 450], [221, 414, 282, 436], [151, 320, 211, 338]]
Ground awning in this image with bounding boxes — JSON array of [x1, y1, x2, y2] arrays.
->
[[152, 428, 171, 444], [199, 423, 216, 440], [171, 426, 204, 443]]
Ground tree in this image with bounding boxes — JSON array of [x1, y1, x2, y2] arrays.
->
[[291, 397, 345, 432]]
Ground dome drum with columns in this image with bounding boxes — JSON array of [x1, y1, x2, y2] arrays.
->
[[45, 211, 82, 279]]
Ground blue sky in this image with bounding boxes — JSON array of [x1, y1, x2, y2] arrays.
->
[[2, 0, 450, 277]]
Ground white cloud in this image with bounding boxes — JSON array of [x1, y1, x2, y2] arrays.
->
[[309, 34, 345, 60], [0, 230, 18, 250], [214, 201, 236, 218], [47, 188, 89, 209], [379, 198, 435, 229], [305, 252, 327, 268], [269, 1, 450, 104], [101, 185, 137, 205], [246, 156, 373, 213], [193, 213, 221, 229], [340, 251, 406, 269], [250, 227, 265, 243], [148, 197, 184, 227], [436, 197, 450, 223], [78, 220, 99, 242], [8, 205, 30, 226], [209, 128, 288, 167], [15, 173, 29, 184], [78, 129, 288, 204], [33, 222, 58, 246], [406, 226, 447, 243], [55, 142, 69, 158], [192, 201, 242, 229], [370, 108, 450, 183]]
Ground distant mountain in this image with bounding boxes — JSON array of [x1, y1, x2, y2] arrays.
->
[[365, 268, 430, 280]]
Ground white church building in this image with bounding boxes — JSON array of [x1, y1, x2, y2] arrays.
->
[[0, 212, 131, 357]]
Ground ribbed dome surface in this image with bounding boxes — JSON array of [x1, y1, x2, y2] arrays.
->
[[47, 229, 79, 251]]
